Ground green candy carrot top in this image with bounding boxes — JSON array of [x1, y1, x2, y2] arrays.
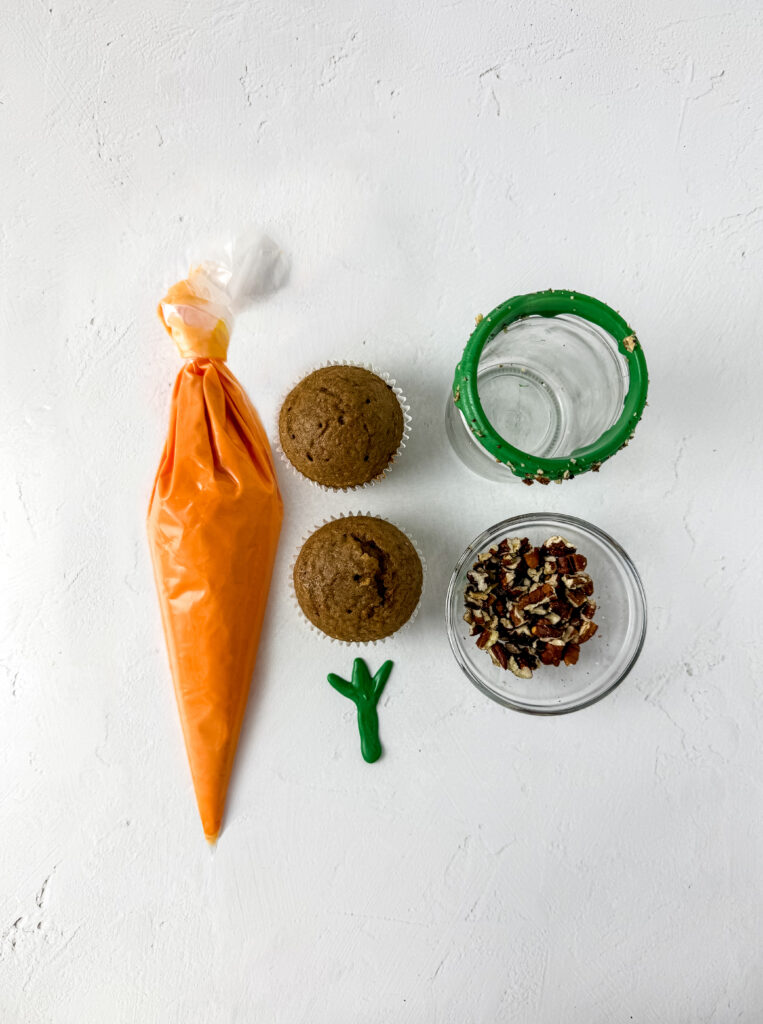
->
[[327, 659, 393, 763]]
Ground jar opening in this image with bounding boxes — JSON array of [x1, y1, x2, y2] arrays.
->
[[477, 314, 628, 460]]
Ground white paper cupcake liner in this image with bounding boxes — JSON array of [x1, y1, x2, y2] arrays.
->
[[289, 510, 426, 647], [275, 360, 412, 493]]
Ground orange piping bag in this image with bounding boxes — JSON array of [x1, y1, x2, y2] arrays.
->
[[147, 251, 284, 842]]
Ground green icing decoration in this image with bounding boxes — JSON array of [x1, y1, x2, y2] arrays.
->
[[327, 658, 393, 763]]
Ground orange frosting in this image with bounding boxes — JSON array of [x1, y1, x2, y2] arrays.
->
[[148, 274, 282, 841]]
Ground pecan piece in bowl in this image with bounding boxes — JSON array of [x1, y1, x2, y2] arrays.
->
[[464, 536, 598, 679]]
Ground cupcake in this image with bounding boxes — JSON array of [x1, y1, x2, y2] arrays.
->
[[279, 365, 406, 489], [293, 515, 423, 642]]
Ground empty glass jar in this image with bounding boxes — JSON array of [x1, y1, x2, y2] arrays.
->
[[446, 290, 648, 483]]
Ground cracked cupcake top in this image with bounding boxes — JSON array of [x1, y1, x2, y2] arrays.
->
[[279, 365, 404, 489], [293, 516, 423, 642]]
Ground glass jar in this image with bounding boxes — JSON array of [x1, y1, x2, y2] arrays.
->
[[446, 513, 647, 713], [446, 290, 649, 483]]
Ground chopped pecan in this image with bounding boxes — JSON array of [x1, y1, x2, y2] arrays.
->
[[499, 568, 516, 589], [467, 568, 491, 592], [543, 536, 575, 556], [508, 656, 533, 679], [489, 642, 509, 669], [531, 620, 565, 639], [464, 534, 597, 678], [524, 548, 541, 569], [578, 620, 598, 644], [517, 583, 554, 610], [549, 599, 570, 619], [476, 628, 498, 649], [563, 585, 588, 608], [539, 643, 564, 667], [563, 643, 580, 665]]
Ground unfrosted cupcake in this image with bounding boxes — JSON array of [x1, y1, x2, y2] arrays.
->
[[279, 365, 405, 489], [293, 515, 423, 642]]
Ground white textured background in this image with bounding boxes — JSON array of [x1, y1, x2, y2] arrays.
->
[[2, 1, 762, 1021]]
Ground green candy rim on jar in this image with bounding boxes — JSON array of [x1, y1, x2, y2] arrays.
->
[[452, 289, 649, 482]]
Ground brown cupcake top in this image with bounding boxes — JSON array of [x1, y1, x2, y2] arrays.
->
[[293, 515, 423, 642], [279, 365, 405, 489]]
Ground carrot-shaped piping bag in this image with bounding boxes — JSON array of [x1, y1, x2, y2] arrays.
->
[[147, 239, 286, 842]]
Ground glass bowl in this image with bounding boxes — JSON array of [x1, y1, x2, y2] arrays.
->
[[445, 513, 646, 714]]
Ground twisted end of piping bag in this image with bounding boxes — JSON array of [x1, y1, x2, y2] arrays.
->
[[157, 233, 289, 362]]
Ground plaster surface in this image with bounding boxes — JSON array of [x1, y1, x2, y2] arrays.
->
[[1, 1, 762, 1020]]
